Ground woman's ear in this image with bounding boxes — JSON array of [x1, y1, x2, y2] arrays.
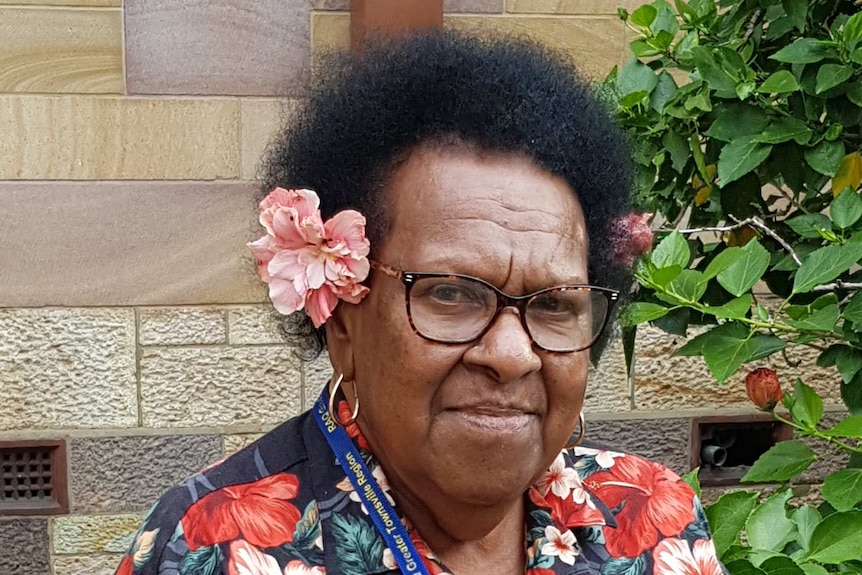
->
[[324, 305, 356, 383]]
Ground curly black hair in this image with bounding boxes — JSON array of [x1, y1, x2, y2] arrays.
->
[[262, 29, 633, 360]]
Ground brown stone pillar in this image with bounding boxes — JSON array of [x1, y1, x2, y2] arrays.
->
[[350, 0, 444, 52]]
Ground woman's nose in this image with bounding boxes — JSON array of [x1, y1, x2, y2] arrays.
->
[[462, 307, 542, 383]]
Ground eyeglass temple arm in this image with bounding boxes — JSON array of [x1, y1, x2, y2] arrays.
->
[[369, 260, 403, 280]]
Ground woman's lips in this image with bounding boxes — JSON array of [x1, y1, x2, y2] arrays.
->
[[443, 406, 536, 433]]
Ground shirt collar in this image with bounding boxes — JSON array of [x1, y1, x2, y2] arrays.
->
[[305, 390, 615, 575]]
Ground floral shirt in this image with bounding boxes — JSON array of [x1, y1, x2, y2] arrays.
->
[[115, 394, 724, 575]]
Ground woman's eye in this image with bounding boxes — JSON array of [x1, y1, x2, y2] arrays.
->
[[430, 284, 476, 303], [532, 295, 576, 314]]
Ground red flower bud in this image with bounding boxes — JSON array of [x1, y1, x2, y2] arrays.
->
[[611, 213, 653, 266], [745, 368, 783, 411]]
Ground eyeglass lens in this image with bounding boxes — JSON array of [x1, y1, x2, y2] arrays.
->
[[407, 276, 609, 352]]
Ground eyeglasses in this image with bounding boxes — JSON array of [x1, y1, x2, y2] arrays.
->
[[370, 261, 619, 353]]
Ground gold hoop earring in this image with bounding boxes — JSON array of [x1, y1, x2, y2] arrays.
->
[[565, 413, 586, 450], [327, 373, 359, 427]]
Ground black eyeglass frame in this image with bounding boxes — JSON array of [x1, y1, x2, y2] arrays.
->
[[370, 261, 620, 353]]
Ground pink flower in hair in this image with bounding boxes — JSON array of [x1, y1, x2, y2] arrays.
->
[[249, 188, 371, 327], [610, 213, 653, 266]]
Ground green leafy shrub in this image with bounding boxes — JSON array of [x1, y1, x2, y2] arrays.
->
[[602, 0, 862, 569]]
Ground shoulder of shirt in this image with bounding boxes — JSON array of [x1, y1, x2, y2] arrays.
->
[[128, 411, 313, 571]]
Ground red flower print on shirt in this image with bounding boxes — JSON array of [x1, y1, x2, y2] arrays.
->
[[586, 455, 696, 558], [114, 554, 134, 575], [337, 399, 371, 451], [528, 483, 606, 529], [181, 473, 302, 551]]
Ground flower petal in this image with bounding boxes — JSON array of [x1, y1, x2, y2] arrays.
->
[[306, 287, 339, 328]]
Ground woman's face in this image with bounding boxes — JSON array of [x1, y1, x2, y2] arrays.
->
[[330, 146, 590, 512]]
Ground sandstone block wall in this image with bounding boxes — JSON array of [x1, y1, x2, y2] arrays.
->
[[0, 2, 846, 573]]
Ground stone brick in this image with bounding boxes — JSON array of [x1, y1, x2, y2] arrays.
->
[[633, 325, 845, 411], [141, 346, 303, 427], [139, 307, 227, 346], [228, 306, 286, 345], [224, 433, 266, 454], [0, 308, 136, 430], [448, 15, 625, 79], [54, 555, 124, 575], [0, 96, 239, 180], [0, 518, 50, 575], [588, 417, 691, 475], [0, 181, 266, 307], [0, 0, 118, 4], [125, 0, 310, 96], [69, 434, 223, 513], [312, 0, 503, 11], [53, 514, 144, 554], [311, 14, 625, 80], [241, 99, 297, 180], [584, 333, 633, 414], [506, 0, 645, 14], [0, 7, 122, 93], [304, 351, 333, 411]]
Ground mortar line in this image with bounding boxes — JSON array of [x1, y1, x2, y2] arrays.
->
[[134, 308, 144, 427]]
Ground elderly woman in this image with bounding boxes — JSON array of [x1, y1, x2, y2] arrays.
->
[[115, 31, 721, 575]]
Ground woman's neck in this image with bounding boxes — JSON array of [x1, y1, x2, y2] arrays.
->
[[391, 483, 526, 575]]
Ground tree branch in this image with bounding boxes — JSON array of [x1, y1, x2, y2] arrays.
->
[[812, 281, 862, 292], [661, 215, 803, 267]]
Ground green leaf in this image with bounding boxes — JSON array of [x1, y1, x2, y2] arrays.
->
[[705, 490, 758, 557], [786, 304, 839, 332], [650, 0, 679, 36], [807, 510, 862, 563], [663, 130, 690, 174], [681, 467, 701, 499], [650, 71, 678, 113], [848, 82, 862, 107], [759, 556, 805, 575], [675, 322, 747, 357], [846, 11, 862, 44], [750, 334, 787, 361], [651, 231, 690, 269], [741, 440, 817, 483], [831, 188, 862, 229], [815, 64, 853, 95], [717, 239, 770, 297], [621, 302, 669, 326], [804, 140, 846, 177], [843, 372, 862, 415], [785, 213, 833, 239], [822, 469, 862, 511], [690, 46, 737, 94], [704, 247, 744, 279], [758, 70, 800, 94], [629, 4, 657, 27], [705, 105, 770, 142], [718, 138, 773, 188], [179, 546, 221, 575], [753, 117, 811, 145], [793, 505, 822, 553], [668, 269, 708, 301], [771, 38, 832, 64], [726, 560, 767, 575], [746, 489, 797, 551], [836, 346, 862, 383], [790, 379, 824, 427], [703, 332, 758, 383], [799, 565, 828, 575], [792, 242, 862, 294], [823, 414, 862, 437], [617, 57, 658, 97], [845, 292, 862, 325], [782, 0, 807, 32], [707, 294, 753, 319], [331, 512, 385, 575]]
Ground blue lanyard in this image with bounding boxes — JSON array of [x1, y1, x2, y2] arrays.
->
[[313, 394, 431, 575]]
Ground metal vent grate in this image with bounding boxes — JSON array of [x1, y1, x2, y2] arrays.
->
[[0, 441, 68, 515]]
